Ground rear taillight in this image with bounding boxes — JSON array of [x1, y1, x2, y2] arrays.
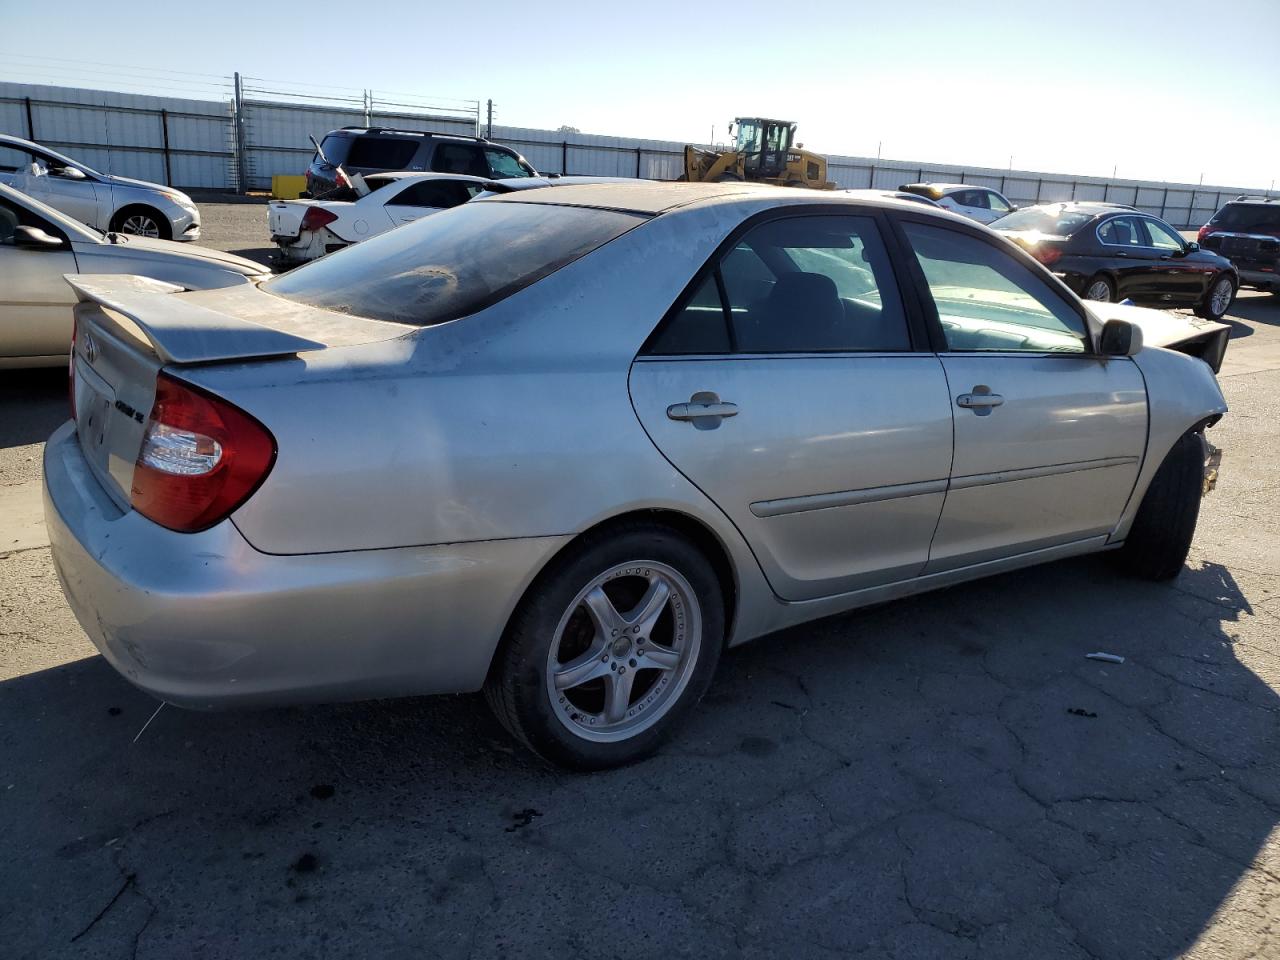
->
[[300, 206, 338, 232], [1198, 224, 1214, 242], [1032, 245, 1063, 267], [334, 168, 351, 188], [130, 373, 276, 533], [68, 319, 77, 421]]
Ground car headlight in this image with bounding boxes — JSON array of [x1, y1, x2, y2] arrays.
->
[[161, 191, 197, 211]]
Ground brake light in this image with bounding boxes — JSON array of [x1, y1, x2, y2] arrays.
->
[[334, 168, 351, 188], [1197, 224, 1215, 242], [1032, 245, 1063, 267], [300, 206, 338, 232], [130, 373, 276, 533]]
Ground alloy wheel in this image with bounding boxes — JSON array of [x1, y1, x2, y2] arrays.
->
[[119, 214, 161, 238], [1085, 280, 1112, 302], [1209, 277, 1233, 317], [545, 560, 701, 743]]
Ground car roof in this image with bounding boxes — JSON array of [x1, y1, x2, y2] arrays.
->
[[1020, 201, 1139, 216], [484, 180, 969, 218], [902, 182, 973, 194], [364, 171, 492, 184]]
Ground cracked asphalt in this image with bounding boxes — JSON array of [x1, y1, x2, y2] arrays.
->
[[1, 205, 1279, 959]]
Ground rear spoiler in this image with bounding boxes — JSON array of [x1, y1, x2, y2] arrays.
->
[[66, 274, 324, 365]]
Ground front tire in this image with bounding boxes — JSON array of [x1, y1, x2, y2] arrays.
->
[[1084, 275, 1116, 303], [485, 521, 724, 769], [1115, 431, 1205, 580], [1195, 273, 1235, 320], [110, 206, 170, 240]]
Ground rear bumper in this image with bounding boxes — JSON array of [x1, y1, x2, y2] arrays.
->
[[1237, 267, 1278, 288], [43, 422, 567, 709]]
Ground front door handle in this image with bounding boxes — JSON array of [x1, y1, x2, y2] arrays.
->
[[667, 391, 738, 430], [956, 385, 1004, 416]]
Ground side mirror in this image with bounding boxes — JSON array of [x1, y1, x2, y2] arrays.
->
[[9, 225, 66, 249], [53, 166, 87, 181], [1099, 318, 1143, 358], [1184, 241, 1199, 253]]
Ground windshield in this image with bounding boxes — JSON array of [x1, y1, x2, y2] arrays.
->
[[991, 207, 1094, 236], [1212, 203, 1280, 233], [264, 200, 647, 326]]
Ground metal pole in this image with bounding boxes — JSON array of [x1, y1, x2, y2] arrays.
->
[[364, 90, 372, 126], [1071, 180, 1078, 200], [1035, 178, 1042, 202], [1159, 186, 1169, 221], [635, 147, 642, 179], [160, 109, 172, 186], [561, 140, 568, 175], [868, 163, 876, 188], [486, 99, 493, 139], [233, 72, 247, 194], [1103, 181, 1110, 202], [24, 96, 34, 139]]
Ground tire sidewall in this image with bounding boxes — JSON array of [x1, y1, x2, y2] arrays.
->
[[111, 206, 171, 240], [1200, 274, 1235, 320], [501, 527, 724, 769]]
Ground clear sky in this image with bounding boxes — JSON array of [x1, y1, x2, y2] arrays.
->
[[1, 0, 1277, 188]]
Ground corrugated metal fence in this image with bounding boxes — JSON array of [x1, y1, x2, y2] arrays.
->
[[1, 81, 1270, 228]]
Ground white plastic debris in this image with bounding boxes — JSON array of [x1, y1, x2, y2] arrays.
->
[[1085, 652, 1125, 664]]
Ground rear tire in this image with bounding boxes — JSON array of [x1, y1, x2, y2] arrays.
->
[[1195, 273, 1235, 320], [1084, 275, 1116, 303], [1114, 432, 1204, 580], [484, 521, 724, 770]]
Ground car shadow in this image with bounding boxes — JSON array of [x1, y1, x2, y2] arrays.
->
[[1227, 291, 1279, 328], [2, 553, 1274, 958], [0, 367, 68, 447]]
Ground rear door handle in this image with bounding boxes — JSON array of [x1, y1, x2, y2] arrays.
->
[[667, 391, 738, 430], [956, 385, 1004, 416]]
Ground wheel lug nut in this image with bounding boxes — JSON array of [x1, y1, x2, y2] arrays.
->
[[611, 662, 617, 671], [629, 658, 637, 668], [601, 654, 609, 662], [618, 666, 627, 675]]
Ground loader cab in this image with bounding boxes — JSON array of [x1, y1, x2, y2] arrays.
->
[[733, 118, 796, 179]]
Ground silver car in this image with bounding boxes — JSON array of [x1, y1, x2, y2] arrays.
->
[[0, 134, 201, 240], [44, 182, 1228, 769], [0, 183, 267, 369]]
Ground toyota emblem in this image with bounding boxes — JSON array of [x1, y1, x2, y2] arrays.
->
[[82, 330, 98, 364]]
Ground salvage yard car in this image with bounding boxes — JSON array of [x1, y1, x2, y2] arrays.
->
[[0, 133, 201, 240], [304, 126, 537, 196], [991, 202, 1239, 320], [269, 171, 489, 265], [1198, 195, 1280, 295], [0, 183, 267, 368], [898, 182, 1015, 223], [45, 183, 1228, 769]]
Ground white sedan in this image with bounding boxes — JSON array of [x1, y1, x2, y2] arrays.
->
[[267, 172, 490, 264]]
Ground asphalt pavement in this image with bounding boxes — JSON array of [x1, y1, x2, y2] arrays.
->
[[1, 205, 1278, 959]]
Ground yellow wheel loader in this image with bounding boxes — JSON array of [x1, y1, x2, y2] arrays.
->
[[682, 118, 835, 190]]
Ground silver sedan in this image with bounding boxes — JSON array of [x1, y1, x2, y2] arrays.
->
[[45, 182, 1228, 768], [0, 134, 201, 240], [0, 183, 268, 368]]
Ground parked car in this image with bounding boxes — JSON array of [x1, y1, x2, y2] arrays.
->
[[898, 182, 1015, 222], [991, 202, 1238, 320], [0, 134, 201, 241], [269, 172, 490, 265], [0, 183, 266, 369], [843, 189, 942, 208], [304, 127, 537, 196], [1198, 196, 1280, 294], [47, 182, 1228, 769]]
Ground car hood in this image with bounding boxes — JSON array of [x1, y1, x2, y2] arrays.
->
[[102, 174, 190, 201], [87, 235, 266, 276], [1085, 300, 1229, 350]]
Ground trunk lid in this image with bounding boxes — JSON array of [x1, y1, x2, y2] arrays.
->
[[67, 274, 412, 510]]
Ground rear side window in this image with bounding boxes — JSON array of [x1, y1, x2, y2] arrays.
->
[[431, 143, 489, 177], [646, 215, 910, 355], [1097, 216, 1145, 247], [345, 136, 420, 169], [0, 143, 30, 172], [264, 201, 646, 326], [485, 148, 533, 178], [388, 180, 477, 208]]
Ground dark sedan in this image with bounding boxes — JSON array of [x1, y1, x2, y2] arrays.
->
[[991, 202, 1238, 320]]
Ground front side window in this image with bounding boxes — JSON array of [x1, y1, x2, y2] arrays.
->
[[902, 221, 1089, 354], [0, 196, 68, 243], [265, 201, 646, 327], [960, 190, 990, 209], [647, 215, 911, 355], [987, 192, 1012, 215], [1143, 218, 1184, 251], [484, 148, 533, 178], [1097, 215, 1145, 247], [432, 143, 489, 177]]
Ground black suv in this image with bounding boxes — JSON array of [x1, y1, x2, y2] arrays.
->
[[1198, 197, 1280, 294], [305, 127, 537, 196]]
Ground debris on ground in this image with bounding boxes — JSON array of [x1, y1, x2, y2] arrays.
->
[[1085, 652, 1126, 664]]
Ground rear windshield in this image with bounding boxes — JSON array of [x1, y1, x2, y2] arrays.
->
[[317, 134, 352, 166], [991, 207, 1094, 236], [1211, 203, 1280, 233], [263, 201, 647, 326]]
